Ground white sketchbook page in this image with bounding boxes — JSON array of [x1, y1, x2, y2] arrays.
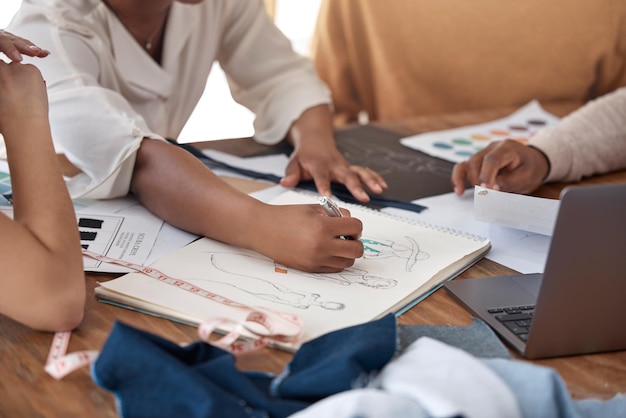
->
[[400, 101, 560, 163], [97, 190, 489, 347]]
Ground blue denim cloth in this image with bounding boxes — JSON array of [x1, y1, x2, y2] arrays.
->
[[92, 314, 397, 418], [92, 315, 626, 418], [397, 318, 512, 359]]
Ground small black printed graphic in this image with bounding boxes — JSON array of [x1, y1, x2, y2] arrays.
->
[[80, 231, 98, 241], [78, 218, 104, 228]]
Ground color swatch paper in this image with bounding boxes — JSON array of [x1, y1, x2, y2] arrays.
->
[[400, 101, 560, 163]]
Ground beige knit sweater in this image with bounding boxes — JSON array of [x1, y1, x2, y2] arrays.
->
[[311, 0, 626, 126], [531, 87, 626, 183]]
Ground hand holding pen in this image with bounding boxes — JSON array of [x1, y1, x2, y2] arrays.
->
[[318, 195, 357, 240], [248, 197, 363, 272]]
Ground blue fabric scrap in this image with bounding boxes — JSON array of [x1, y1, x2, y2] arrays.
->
[[92, 314, 398, 418]]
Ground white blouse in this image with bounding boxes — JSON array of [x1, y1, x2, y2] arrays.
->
[[9, 0, 330, 199]]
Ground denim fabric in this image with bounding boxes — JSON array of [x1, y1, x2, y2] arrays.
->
[[92, 314, 397, 418], [91, 322, 292, 418], [93, 314, 626, 418], [397, 318, 512, 359], [273, 313, 397, 400]]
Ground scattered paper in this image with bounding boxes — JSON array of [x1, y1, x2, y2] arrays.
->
[[78, 212, 162, 273], [473, 186, 560, 236], [75, 198, 198, 273], [400, 101, 560, 163]]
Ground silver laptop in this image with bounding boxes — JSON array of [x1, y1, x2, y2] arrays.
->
[[444, 183, 626, 359]]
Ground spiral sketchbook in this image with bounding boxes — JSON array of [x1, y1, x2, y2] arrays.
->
[[95, 190, 490, 351]]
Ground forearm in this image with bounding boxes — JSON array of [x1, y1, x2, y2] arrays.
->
[[130, 139, 266, 250], [287, 104, 335, 151], [6, 119, 79, 245], [1, 119, 85, 331], [130, 140, 365, 273]]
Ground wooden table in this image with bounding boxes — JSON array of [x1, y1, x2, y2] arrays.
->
[[2, 107, 625, 417]]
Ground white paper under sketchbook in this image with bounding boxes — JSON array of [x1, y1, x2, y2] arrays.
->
[[96, 190, 490, 350], [76, 196, 198, 267], [0, 205, 164, 273], [1, 162, 197, 271], [400, 101, 560, 163], [78, 211, 164, 273]]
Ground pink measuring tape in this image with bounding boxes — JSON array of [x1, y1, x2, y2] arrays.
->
[[45, 331, 99, 379], [45, 249, 304, 380]]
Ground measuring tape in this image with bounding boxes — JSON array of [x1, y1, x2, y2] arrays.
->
[[44, 249, 304, 379], [45, 331, 99, 379]]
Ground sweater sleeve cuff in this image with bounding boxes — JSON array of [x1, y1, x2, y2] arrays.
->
[[528, 125, 575, 183], [527, 144, 552, 182]]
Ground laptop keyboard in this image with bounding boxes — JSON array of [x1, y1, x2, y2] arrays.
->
[[488, 305, 535, 342]]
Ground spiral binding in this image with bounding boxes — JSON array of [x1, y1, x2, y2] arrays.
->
[[301, 190, 488, 243]]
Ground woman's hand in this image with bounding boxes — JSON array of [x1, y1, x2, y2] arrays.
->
[[280, 105, 388, 202], [451, 139, 550, 195], [0, 29, 49, 62], [251, 202, 364, 273]]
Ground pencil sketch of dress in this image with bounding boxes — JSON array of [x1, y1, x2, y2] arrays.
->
[[189, 234, 432, 310], [208, 251, 399, 290], [198, 252, 345, 310], [361, 236, 430, 272]]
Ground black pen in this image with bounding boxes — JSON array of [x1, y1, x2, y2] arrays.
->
[[318, 196, 354, 240]]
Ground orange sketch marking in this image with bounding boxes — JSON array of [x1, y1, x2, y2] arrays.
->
[[274, 264, 288, 274]]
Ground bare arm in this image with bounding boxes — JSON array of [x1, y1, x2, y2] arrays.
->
[[0, 61, 84, 331], [130, 139, 364, 273]]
